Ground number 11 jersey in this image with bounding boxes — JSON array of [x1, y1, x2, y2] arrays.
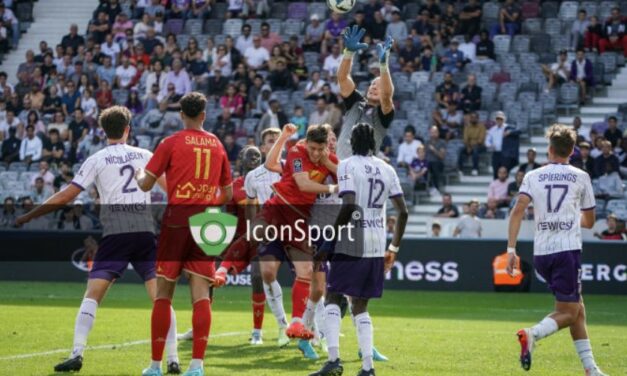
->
[[518, 163, 595, 256]]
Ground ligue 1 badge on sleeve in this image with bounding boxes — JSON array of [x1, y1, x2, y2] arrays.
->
[[189, 208, 238, 256]]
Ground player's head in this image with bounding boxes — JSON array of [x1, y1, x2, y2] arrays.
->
[[259, 128, 280, 157], [321, 123, 337, 154], [468, 199, 480, 215], [350, 122, 376, 156], [99, 105, 132, 142], [366, 77, 381, 105], [546, 124, 576, 160], [180, 92, 207, 128], [305, 124, 329, 163], [239, 146, 262, 173]]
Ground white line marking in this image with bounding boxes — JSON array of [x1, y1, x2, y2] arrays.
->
[[0, 331, 247, 361]]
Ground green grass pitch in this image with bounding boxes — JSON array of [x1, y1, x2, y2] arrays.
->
[[0, 281, 625, 376]]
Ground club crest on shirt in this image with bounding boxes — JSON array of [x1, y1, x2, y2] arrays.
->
[[293, 158, 303, 172]]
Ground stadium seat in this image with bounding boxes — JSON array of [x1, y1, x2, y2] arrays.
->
[[557, 83, 579, 115], [493, 35, 511, 56], [8, 162, 27, 172], [283, 19, 303, 36], [599, 1, 618, 20], [266, 18, 282, 34], [580, 2, 599, 17], [212, 2, 228, 18], [550, 34, 569, 53], [287, 2, 308, 20], [511, 35, 531, 53], [308, 3, 328, 19], [223, 19, 244, 37], [242, 118, 258, 135], [521, 2, 540, 19], [15, 1, 34, 22], [541, 2, 559, 18], [523, 18, 542, 34], [204, 19, 223, 34], [558, 1, 579, 21], [112, 89, 129, 105], [482, 2, 500, 23], [247, 19, 262, 35], [403, 3, 420, 19], [184, 19, 203, 35], [164, 19, 184, 35]]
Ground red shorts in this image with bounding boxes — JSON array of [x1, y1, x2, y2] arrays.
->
[[156, 225, 216, 282], [219, 234, 257, 275], [259, 197, 311, 252]]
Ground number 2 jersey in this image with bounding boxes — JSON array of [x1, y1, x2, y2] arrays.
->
[[518, 163, 595, 256], [145, 128, 233, 226], [337, 155, 402, 258], [72, 143, 154, 237]]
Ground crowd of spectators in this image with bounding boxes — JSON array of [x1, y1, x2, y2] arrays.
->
[[0, 0, 627, 235]]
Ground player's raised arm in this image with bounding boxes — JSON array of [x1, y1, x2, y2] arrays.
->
[[338, 26, 368, 98], [377, 35, 395, 116], [506, 193, 531, 276], [15, 184, 82, 226], [264, 123, 297, 173]]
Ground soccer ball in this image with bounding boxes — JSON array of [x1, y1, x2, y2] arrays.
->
[[327, 0, 355, 14]]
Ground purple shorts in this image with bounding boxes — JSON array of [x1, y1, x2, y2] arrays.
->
[[327, 253, 384, 299], [258, 240, 287, 262], [534, 250, 582, 302], [89, 232, 157, 282]]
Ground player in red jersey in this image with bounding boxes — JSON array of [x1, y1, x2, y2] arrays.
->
[[136, 92, 233, 376], [252, 124, 339, 341]]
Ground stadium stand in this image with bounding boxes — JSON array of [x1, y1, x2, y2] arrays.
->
[[0, 0, 625, 238]]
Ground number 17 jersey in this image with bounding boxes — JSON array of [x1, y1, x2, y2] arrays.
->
[[518, 163, 595, 256]]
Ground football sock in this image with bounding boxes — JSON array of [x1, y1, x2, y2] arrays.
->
[[151, 298, 171, 362], [263, 280, 288, 328], [150, 360, 161, 370], [303, 298, 317, 330], [531, 317, 558, 341], [70, 298, 98, 358], [192, 299, 211, 361], [291, 278, 310, 319], [315, 299, 326, 339], [252, 292, 266, 330], [574, 339, 597, 370], [325, 304, 341, 362], [355, 312, 373, 371], [165, 306, 178, 363], [189, 358, 203, 370]]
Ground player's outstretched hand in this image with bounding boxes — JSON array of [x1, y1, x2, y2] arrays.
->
[[384, 251, 396, 274], [213, 266, 228, 288], [376, 35, 394, 64], [506, 252, 517, 277], [283, 123, 298, 138], [15, 214, 30, 227], [343, 25, 368, 52]]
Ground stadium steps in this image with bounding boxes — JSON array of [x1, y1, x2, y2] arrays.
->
[[0, 0, 99, 84]]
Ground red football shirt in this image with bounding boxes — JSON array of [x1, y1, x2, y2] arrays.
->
[[226, 176, 247, 236], [272, 142, 337, 210], [146, 128, 232, 225]]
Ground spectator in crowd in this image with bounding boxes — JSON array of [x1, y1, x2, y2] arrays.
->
[[476, 29, 495, 61], [96, 79, 113, 110], [68, 108, 89, 161], [220, 83, 244, 118], [25, 110, 45, 135], [431, 221, 441, 238], [458, 112, 486, 176], [304, 70, 326, 99], [213, 108, 236, 142], [385, 10, 408, 45], [163, 58, 191, 96], [0, 2, 18, 48], [508, 169, 525, 202], [259, 22, 282, 54], [572, 115, 586, 143], [289, 106, 307, 139], [585, 15, 603, 51], [97, 55, 116, 87], [0, 109, 22, 139], [303, 14, 325, 53], [309, 97, 330, 127], [61, 81, 81, 118], [257, 99, 287, 139], [57, 201, 93, 230], [323, 43, 342, 76], [190, 0, 212, 19], [411, 10, 433, 38], [325, 12, 348, 40], [409, 145, 429, 190], [518, 148, 541, 173], [1, 126, 20, 163], [47, 111, 68, 140], [101, 34, 121, 66], [571, 141, 595, 176], [0, 20, 10, 53], [433, 102, 463, 140], [133, 14, 151, 42], [398, 37, 420, 73], [115, 55, 137, 90], [19, 125, 42, 164], [223, 133, 242, 165], [206, 68, 229, 99], [458, 0, 482, 37], [571, 10, 590, 50], [268, 59, 295, 91], [454, 199, 482, 238], [426, 126, 446, 192], [435, 193, 459, 218], [460, 74, 482, 114], [380, 0, 400, 22], [386, 215, 396, 233], [244, 35, 269, 71], [490, 0, 520, 39], [543, 50, 570, 91], [480, 198, 506, 219], [397, 129, 423, 167], [570, 49, 594, 105], [594, 214, 626, 241], [441, 40, 465, 74], [368, 10, 388, 42], [604, 116, 622, 148], [42, 128, 65, 165], [435, 72, 459, 109], [487, 166, 511, 208], [594, 139, 620, 177], [486, 111, 507, 178], [595, 161, 624, 199], [599, 7, 627, 55], [235, 24, 253, 56], [145, 0, 165, 19], [31, 177, 53, 204], [458, 34, 476, 64], [0, 197, 16, 228]]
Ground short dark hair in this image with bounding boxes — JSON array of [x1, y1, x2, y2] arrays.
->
[[351, 123, 376, 156], [180, 92, 207, 119], [48, 128, 60, 136], [608, 115, 617, 122], [306, 124, 329, 144], [99, 106, 131, 139], [547, 124, 576, 158], [261, 22, 270, 29]]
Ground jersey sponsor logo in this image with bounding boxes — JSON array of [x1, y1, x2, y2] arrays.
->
[[175, 182, 220, 201], [537, 220, 574, 231], [293, 158, 303, 172], [356, 217, 385, 229]]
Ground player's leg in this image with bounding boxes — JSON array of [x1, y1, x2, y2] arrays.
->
[[351, 298, 375, 375], [144, 278, 180, 374], [304, 268, 326, 332], [144, 277, 177, 376], [348, 299, 388, 363], [250, 257, 266, 345], [568, 301, 605, 375], [259, 243, 290, 346], [286, 248, 315, 340], [186, 273, 212, 375], [308, 292, 344, 376]]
